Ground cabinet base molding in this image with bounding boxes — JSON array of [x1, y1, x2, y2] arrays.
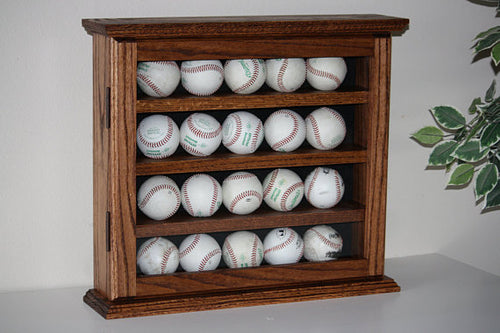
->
[[84, 276, 400, 319]]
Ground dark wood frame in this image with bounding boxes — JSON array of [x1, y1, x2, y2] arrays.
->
[[82, 15, 409, 319]]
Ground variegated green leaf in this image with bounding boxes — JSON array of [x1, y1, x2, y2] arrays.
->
[[428, 141, 459, 166], [452, 139, 489, 162], [475, 163, 499, 198], [474, 26, 500, 41], [486, 80, 496, 102], [411, 126, 444, 145], [485, 181, 500, 209], [473, 32, 500, 54], [431, 106, 466, 131], [468, 97, 482, 115], [448, 164, 475, 186], [480, 122, 500, 149], [492, 42, 500, 66]]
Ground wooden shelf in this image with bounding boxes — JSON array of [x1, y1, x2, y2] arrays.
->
[[135, 200, 364, 238], [136, 145, 367, 175], [136, 88, 369, 113]]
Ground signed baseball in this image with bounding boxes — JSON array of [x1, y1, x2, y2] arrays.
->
[[179, 234, 222, 272], [305, 107, 346, 150], [264, 109, 306, 152], [222, 171, 263, 215], [224, 59, 266, 94], [306, 57, 347, 91], [137, 175, 181, 220], [262, 168, 304, 212], [222, 231, 264, 268], [179, 113, 222, 156], [137, 114, 179, 159], [263, 227, 304, 265], [304, 167, 345, 209], [137, 61, 180, 97], [265, 58, 306, 93], [181, 60, 224, 96], [303, 225, 343, 262], [137, 237, 179, 275], [181, 174, 222, 217], [222, 111, 264, 154]]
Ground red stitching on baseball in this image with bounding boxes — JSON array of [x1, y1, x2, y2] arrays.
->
[[179, 234, 201, 259], [229, 190, 262, 212], [306, 61, 342, 86], [307, 114, 329, 150], [224, 240, 238, 267], [187, 115, 222, 140], [139, 184, 180, 216], [209, 176, 220, 216], [137, 72, 164, 96], [180, 141, 206, 156], [225, 113, 242, 147], [277, 59, 289, 92], [160, 245, 175, 274], [198, 248, 221, 271], [225, 173, 256, 182], [264, 230, 296, 255], [312, 228, 342, 251], [263, 169, 279, 198], [271, 110, 300, 151], [280, 181, 303, 211], [334, 170, 343, 206], [306, 167, 321, 200], [233, 59, 260, 93], [181, 63, 224, 75], [251, 235, 259, 266], [250, 121, 262, 152], [182, 177, 195, 216], [137, 237, 160, 261], [326, 108, 347, 141]]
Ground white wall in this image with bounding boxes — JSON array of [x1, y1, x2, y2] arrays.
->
[[0, 0, 498, 292]]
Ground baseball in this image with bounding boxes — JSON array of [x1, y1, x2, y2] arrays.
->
[[303, 225, 343, 262], [222, 171, 263, 215], [305, 107, 346, 150], [306, 57, 347, 91], [264, 109, 306, 152], [304, 167, 345, 209], [179, 234, 222, 272], [263, 227, 304, 265], [137, 237, 179, 275], [180, 60, 224, 96], [137, 61, 180, 97], [179, 113, 222, 156], [181, 174, 222, 217], [224, 59, 266, 94], [265, 58, 306, 93], [262, 169, 304, 212], [222, 111, 264, 154], [137, 114, 179, 159], [137, 175, 181, 220], [222, 231, 264, 268]]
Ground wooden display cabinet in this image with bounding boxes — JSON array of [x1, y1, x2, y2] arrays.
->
[[82, 15, 409, 319]]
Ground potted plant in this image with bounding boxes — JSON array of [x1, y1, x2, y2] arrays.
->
[[412, 0, 500, 211]]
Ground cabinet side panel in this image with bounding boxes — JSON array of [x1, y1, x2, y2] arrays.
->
[[108, 40, 137, 299], [92, 34, 110, 296], [364, 36, 392, 276]]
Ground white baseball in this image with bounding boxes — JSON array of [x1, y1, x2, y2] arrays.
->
[[262, 169, 304, 212], [179, 234, 222, 272], [137, 61, 180, 97], [181, 60, 224, 96], [306, 57, 347, 91], [303, 225, 343, 262], [137, 114, 180, 159], [263, 227, 304, 265], [222, 171, 263, 215], [304, 167, 345, 209], [265, 58, 306, 93], [137, 237, 179, 275], [224, 59, 266, 94], [222, 111, 264, 154], [305, 107, 346, 150], [181, 174, 222, 217], [222, 231, 264, 268], [264, 109, 306, 152], [179, 113, 222, 156], [137, 175, 181, 220]]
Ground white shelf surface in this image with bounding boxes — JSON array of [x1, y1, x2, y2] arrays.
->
[[1, 254, 499, 332]]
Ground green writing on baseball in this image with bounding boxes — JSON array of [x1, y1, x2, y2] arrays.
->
[[184, 136, 198, 147], [242, 132, 251, 147], [290, 189, 302, 208], [270, 188, 281, 202], [239, 60, 252, 78]]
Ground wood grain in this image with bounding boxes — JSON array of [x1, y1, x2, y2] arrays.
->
[[135, 201, 364, 237]]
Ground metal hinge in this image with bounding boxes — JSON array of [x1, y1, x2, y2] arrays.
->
[[105, 87, 111, 129], [105, 211, 111, 252]]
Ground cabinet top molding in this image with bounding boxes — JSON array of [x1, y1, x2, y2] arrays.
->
[[82, 14, 409, 40]]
